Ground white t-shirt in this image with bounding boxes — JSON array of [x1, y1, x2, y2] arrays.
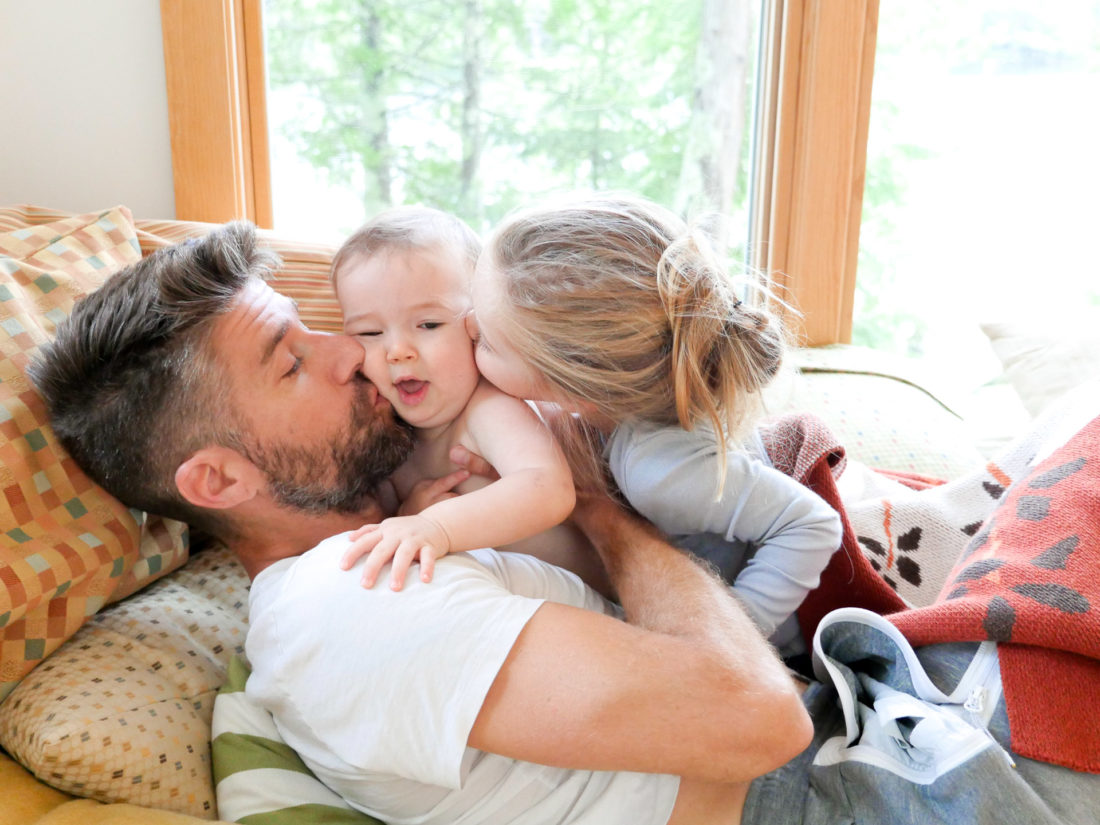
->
[[246, 534, 681, 825]]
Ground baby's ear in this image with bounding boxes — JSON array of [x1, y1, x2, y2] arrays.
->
[[175, 447, 262, 510]]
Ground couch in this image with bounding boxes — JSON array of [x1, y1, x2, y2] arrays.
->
[[3, 205, 1098, 823]]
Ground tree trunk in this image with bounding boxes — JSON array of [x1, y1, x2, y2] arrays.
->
[[460, 0, 483, 222], [358, 0, 392, 211], [675, 0, 752, 222]]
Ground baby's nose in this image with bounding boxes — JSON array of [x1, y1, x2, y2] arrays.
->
[[386, 337, 416, 361]]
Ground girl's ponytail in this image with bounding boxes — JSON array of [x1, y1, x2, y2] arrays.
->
[[485, 192, 789, 498], [658, 230, 787, 493]]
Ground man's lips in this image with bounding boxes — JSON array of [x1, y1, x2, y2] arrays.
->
[[395, 378, 429, 405], [358, 379, 391, 410]]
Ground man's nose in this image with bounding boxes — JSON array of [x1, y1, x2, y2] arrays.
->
[[329, 333, 370, 384]]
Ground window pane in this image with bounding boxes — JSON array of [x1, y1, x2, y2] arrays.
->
[[261, 0, 761, 245], [856, 2, 1100, 391]]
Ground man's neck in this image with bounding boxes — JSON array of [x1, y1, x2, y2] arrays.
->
[[232, 502, 384, 579]]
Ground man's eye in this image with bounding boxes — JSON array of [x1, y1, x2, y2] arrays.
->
[[284, 356, 302, 377]]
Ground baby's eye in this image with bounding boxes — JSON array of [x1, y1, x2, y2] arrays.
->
[[355, 331, 383, 337], [476, 335, 492, 352], [419, 321, 444, 330]]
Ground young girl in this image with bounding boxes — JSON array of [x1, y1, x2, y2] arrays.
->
[[468, 193, 842, 655], [332, 206, 601, 592]]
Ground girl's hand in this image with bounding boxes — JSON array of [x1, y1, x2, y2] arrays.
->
[[339, 515, 452, 590]]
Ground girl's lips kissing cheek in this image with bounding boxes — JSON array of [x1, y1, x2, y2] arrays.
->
[[395, 378, 429, 406]]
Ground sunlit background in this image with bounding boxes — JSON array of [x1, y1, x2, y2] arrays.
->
[[262, 0, 1100, 403]]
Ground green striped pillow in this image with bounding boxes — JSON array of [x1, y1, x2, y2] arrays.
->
[[212, 656, 382, 824]]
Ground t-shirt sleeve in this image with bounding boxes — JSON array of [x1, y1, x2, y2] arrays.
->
[[246, 539, 579, 790]]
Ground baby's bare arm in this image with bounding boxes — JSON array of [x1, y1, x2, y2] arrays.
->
[[415, 382, 576, 552]]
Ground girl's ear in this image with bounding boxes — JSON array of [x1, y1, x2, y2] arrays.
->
[[175, 447, 262, 510]]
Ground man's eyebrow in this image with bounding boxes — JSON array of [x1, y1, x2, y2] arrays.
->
[[261, 318, 291, 366]]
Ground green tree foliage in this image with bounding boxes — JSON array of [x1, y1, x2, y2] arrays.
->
[[263, 0, 753, 232]]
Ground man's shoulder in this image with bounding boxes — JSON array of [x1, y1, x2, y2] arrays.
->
[[250, 535, 519, 610]]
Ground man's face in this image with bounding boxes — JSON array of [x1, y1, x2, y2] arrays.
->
[[211, 280, 413, 514]]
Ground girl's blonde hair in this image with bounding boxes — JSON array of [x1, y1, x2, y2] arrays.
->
[[482, 192, 789, 494], [331, 205, 482, 290]]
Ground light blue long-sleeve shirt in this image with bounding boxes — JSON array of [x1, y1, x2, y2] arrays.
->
[[605, 419, 843, 653]]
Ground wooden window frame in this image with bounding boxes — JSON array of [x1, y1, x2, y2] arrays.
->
[[160, 0, 272, 226], [752, 0, 879, 346], [161, 0, 875, 343]]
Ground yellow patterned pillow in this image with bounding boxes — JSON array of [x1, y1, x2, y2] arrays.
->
[[0, 543, 249, 819], [0, 207, 190, 701]]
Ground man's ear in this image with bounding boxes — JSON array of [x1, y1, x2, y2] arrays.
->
[[175, 447, 262, 510]]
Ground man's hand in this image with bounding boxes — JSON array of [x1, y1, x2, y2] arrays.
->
[[395, 445, 498, 517], [340, 514, 453, 590], [398, 469, 470, 516], [448, 444, 499, 481]]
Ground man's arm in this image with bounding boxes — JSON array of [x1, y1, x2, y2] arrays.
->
[[468, 494, 813, 783]]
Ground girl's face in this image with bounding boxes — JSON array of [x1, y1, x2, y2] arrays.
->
[[469, 258, 549, 402]]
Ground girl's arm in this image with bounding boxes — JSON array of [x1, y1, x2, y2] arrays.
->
[[609, 422, 842, 637], [347, 382, 577, 590]]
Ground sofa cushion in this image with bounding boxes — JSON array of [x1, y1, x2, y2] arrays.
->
[[0, 207, 189, 701], [766, 345, 987, 481], [212, 656, 380, 824], [981, 318, 1100, 419], [0, 543, 249, 819]]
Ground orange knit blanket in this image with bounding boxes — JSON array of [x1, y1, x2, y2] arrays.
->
[[764, 410, 1100, 773], [891, 414, 1100, 772]]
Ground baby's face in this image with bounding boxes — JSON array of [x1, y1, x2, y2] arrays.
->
[[338, 247, 479, 432]]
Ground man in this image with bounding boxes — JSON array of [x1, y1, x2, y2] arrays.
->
[[31, 223, 1098, 825]]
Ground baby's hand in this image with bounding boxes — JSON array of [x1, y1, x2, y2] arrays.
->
[[339, 515, 452, 591]]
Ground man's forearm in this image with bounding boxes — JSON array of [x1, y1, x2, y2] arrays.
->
[[576, 496, 767, 639], [574, 495, 813, 773]]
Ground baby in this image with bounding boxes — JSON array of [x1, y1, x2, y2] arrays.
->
[[331, 206, 582, 590]]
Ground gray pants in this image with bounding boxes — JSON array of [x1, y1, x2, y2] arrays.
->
[[743, 609, 1100, 825]]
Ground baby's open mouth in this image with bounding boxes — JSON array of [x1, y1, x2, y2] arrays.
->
[[395, 379, 428, 405]]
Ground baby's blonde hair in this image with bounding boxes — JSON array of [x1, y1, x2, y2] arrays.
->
[[482, 192, 788, 494], [331, 205, 482, 291]]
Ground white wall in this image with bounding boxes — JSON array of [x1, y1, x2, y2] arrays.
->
[[0, 0, 175, 218]]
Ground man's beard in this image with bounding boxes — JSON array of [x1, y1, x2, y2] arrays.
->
[[242, 381, 414, 515]]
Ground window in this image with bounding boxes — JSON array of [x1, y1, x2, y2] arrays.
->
[[855, 1, 1100, 396], [260, 0, 761, 246], [160, 0, 878, 346]]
